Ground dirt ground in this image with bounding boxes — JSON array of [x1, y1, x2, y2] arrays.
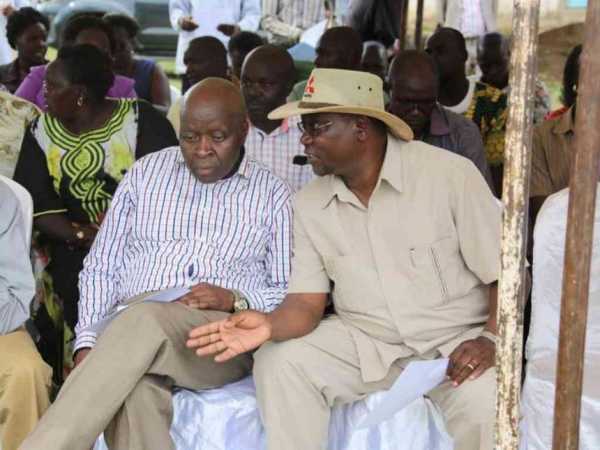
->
[[537, 22, 585, 107]]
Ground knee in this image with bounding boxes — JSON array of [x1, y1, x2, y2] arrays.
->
[[115, 301, 167, 328], [450, 368, 496, 424]]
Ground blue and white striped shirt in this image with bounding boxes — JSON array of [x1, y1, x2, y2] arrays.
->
[[75, 147, 293, 351]]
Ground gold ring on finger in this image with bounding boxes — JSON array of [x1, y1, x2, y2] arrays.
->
[[466, 363, 476, 371]]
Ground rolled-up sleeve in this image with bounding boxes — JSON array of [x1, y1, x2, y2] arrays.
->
[[452, 159, 502, 285]]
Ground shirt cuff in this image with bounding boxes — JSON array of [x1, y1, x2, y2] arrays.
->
[[74, 330, 98, 352], [238, 288, 266, 312]]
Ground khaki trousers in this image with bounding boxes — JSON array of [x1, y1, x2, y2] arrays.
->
[[0, 328, 51, 450], [19, 300, 252, 450], [254, 316, 495, 450]]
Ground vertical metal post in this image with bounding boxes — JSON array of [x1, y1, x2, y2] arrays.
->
[[414, 0, 424, 50], [398, 0, 409, 51], [552, 2, 600, 449], [495, 1, 540, 449]]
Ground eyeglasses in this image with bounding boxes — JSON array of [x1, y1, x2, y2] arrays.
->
[[297, 120, 333, 137]]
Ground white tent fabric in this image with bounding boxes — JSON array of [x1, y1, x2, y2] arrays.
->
[[521, 187, 600, 450], [94, 376, 453, 450]]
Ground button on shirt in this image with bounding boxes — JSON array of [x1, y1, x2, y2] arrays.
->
[[288, 136, 501, 382], [76, 147, 293, 351], [245, 117, 314, 192], [0, 179, 35, 335]]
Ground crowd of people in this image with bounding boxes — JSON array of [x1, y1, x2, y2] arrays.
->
[[0, 1, 589, 450]]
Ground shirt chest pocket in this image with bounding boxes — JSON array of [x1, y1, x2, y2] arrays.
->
[[408, 237, 478, 307]]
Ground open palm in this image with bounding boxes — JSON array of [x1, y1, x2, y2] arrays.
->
[[187, 310, 272, 362]]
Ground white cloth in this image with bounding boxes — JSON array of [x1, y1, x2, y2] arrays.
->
[[94, 376, 453, 450], [0, 0, 32, 66], [444, 78, 476, 115], [437, 0, 496, 35], [169, 0, 261, 74], [521, 186, 600, 449], [460, 0, 486, 38]]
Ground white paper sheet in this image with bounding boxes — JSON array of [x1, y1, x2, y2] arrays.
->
[[357, 358, 449, 430], [83, 287, 192, 335]]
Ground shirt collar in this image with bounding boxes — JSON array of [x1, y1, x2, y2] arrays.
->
[[428, 104, 451, 136], [252, 117, 293, 138], [176, 146, 252, 180], [319, 136, 404, 209], [552, 106, 575, 135]]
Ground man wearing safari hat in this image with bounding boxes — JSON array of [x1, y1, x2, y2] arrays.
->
[[188, 68, 501, 450]]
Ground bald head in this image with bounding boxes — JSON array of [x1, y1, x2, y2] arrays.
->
[[315, 26, 362, 70], [388, 51, 439, 138], [241, 45, 295, 129], [184, 36, 228, 89], [180, 78, 249, 183]]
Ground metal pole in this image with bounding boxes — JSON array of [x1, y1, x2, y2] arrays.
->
[[495, 0, 540, 449], [398, 0, 409, 51], [414, 0, 424, 50], [552, 2, 600, 448]]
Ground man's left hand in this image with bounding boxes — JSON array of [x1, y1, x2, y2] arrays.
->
[[217, 24, 240, 37], [177, 283, 234, 312], [446, 335, 495, 387]]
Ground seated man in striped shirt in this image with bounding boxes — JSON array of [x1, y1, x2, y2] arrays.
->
[[242, 44, 313, 192], [21, 78, 293, 450]]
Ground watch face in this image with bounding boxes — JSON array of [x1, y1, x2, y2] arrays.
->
[[76, 231, 85, 240], [234, 299, 249, 311]]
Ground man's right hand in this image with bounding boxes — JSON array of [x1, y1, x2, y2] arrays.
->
[[73, 348, 91, 367], [186, 311, 272, 362], [179, 16, 199, 31]]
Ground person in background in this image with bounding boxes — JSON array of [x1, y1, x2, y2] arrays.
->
[[0, 6, 47, 93], [389, 50, 494, 192], [242, 44, 313, 192], [288, 26, 362, 101], [0, 178, 52, 450], [169, 0, 260, 75], [437, 0, 497, 73], [361, 41, 387, 82], [0, 90, 38, 177], [529, 44, 582, 223], [545, 43, 581, 121], [103, 13, 171, 113], [15, 15, 137, 110], [0, 0, 32, 65], [167, 36, 229, 134], [348, 0, 402, 49], [20, 78, 292, 450], [13, 44, 177, 382], [475, 32, 550, 124], [260, 0, 325, 48], [227, 30, 263, 82], [427, 27, 507, 197]]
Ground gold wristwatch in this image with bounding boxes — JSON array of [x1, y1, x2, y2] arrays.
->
[[231, 289, 249, 312]]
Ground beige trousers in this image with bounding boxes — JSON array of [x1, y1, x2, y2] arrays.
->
[[19, 300, 252, 450], [254, 316, 495, 450], [0, 328, 51, 450]]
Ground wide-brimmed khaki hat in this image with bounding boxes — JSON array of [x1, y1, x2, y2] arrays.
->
[[268, 68, 413, 141]]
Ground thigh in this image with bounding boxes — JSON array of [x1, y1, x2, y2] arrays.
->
[[109, 301, 252, 390], [254, 316, 401, 407]]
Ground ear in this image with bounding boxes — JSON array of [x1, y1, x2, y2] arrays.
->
[[353, 115, 371, 142]]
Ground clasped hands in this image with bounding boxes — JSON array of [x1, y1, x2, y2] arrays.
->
[[178, 16, 240, 36], [446, 334, 496, 387]]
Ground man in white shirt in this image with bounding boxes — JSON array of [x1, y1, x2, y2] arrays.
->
[[20, 78, 292, 450], [242, 44, 313, 192], [522, 184, 600, 448], [437, 0, 497, 72], [169, 0, 261, 74], [0, 178, 51, 450]]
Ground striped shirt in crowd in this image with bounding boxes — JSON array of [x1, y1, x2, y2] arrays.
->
[[261, 0, 325, 43], [245, 116, 314, 192], [75, 147, 293, 351]]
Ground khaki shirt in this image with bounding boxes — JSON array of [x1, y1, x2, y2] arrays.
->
[[530, 107, 575, 198], [289, 136, 501, 382]]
